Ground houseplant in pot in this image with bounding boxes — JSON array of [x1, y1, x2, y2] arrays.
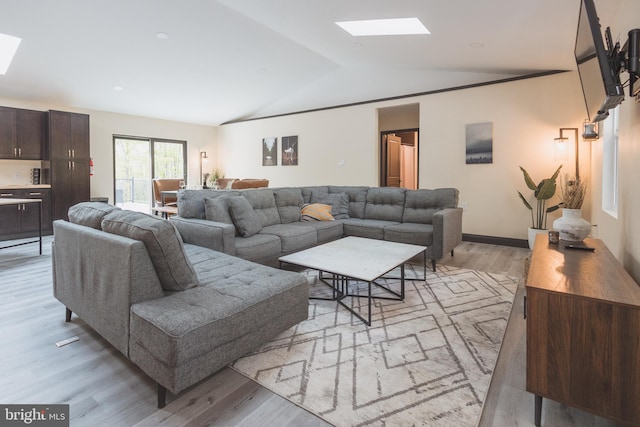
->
[[553, 175, 590, 242], [517, 165, 562, 249]]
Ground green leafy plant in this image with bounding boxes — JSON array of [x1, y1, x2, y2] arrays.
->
[[517, 165, 562, 229]]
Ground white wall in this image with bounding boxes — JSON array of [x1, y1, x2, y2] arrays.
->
[[0, 97, 216, 203], [217, 72, 587, 241], [590, 0, 640, 281]]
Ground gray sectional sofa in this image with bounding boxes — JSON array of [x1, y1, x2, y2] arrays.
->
[[52, 203, 308, 408], [171, 185, 463, 271], [51, 185, 461, 408]]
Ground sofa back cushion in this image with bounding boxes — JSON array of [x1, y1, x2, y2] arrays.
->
[[310, 191, 350, 219], [68, 202, 121, 229], [178, 189, 239, 219], [240, 189, 280, 227], [101, 210, 199, 291], [228, 196, 263, 237], [329, 186, 368, 219], [402, 188, 460, 224], [364, 187, 406, 222], [301, 186, 329, 204], [204, 196, 234, 224], [273, 188, 304, 223]]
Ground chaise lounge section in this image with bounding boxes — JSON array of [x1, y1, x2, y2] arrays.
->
[[52, 204, 309, 408]]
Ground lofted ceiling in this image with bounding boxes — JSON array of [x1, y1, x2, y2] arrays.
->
[[0, 0, 621, 126]]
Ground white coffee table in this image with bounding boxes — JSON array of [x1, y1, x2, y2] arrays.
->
[[279, 236, 426, 325]]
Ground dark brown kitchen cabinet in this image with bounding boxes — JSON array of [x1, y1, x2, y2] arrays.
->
[[0, 188, 51, 240], [0, 106, 45, 160], [48, 111, 90, 221]]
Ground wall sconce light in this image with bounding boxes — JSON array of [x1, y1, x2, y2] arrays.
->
[[582, 120, 599, 140], [554, 128, 579, 181], [200, 151, 208, 188]]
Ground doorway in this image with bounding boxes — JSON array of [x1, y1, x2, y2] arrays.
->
[[380, 129, 418, 189]]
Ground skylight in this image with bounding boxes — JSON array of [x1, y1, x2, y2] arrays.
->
[[335, 18, 430, 36], [0, 33, 21, 75]]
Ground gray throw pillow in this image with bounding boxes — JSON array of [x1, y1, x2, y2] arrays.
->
[[68, 202, 121, 229], [101, 210, 199, 292], [204, 196, 234, 224], [228, 196, 262, 237], [310, 191, 350, 219]]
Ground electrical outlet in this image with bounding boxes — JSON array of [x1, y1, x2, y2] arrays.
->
[[338, 159, 345, 166], [460, 202, 468, 210]]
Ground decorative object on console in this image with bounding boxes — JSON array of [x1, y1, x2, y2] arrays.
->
[[517, 165, 562, 249], [553, 175, 590, 242]]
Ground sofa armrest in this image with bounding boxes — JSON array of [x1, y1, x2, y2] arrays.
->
[[432, 207, 463, 261], [170, 216, 236, 255], [52, 220, 164, 356]]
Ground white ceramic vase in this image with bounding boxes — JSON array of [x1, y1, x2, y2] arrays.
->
[[553, 208, 591, 242], [528, 227, 548, 250]]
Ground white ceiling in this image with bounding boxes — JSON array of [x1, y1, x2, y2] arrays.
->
[[0, 0, 621, 126]]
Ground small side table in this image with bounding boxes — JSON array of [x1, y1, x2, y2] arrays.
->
[[0, 198, 42, 254]]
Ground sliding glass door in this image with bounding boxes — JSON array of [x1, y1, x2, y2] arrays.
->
[[113, 136, 186, 213]]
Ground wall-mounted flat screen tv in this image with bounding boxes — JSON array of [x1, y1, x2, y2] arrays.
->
[[575, 0, 624, 122]]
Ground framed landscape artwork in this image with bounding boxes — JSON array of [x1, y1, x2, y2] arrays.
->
[[262, 137, 277, 166], [465, 122, 493, 164], [282, 135, 298, 166]]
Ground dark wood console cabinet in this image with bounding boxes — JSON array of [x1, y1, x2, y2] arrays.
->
[[526, 235, 640, 426]]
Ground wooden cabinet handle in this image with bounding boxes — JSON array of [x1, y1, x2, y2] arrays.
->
[[1, 193, 13, 197], [29, 192, 42, 196], [14, 148, 17, 157], [18, 148, 21, 157]]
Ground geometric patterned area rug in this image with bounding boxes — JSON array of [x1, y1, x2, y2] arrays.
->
[[231, 265, 519, 426]]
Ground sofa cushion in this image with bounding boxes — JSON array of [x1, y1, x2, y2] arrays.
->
[[290, 220, 343, 244], [310, 191, 349, 219], [130, 243, 308, 372], [241, 189, 280, 227], [273, 188, 304, 224], [101, 210, 198, 291], [383, 222, 434, 246], [260, 223, 318, 253], [329, 186, 368, 218], [234, 233, 282, 263], [204, 196, 234, 224], [228, 196, 262, 237], [301, 186, 329, 204], [68, 202, 120, 229], [364, 187, 406, 222], [301, 203, 334, 222], [178, 189, 239, 219], [341, 218, 399, 240], [402, 188, 459, 224]]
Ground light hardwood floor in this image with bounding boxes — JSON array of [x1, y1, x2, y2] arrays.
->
[[0, 237, 627, 426]]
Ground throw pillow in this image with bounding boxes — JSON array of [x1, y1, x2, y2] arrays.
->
[[68, 202, 121, 229], [204, 196, 234, 224], [301, 203, 335, 221], [310, 191, 350, 219], [101, 210, 199, 292], [228, 196, 262, 237]]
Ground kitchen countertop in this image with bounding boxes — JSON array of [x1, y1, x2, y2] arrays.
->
[[0, 184, 52, 190]]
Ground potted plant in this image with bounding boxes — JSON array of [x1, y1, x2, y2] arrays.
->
[[207, 168, 225, 189], [517, 165, 562, 249], [553, 175, 590, 242]]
